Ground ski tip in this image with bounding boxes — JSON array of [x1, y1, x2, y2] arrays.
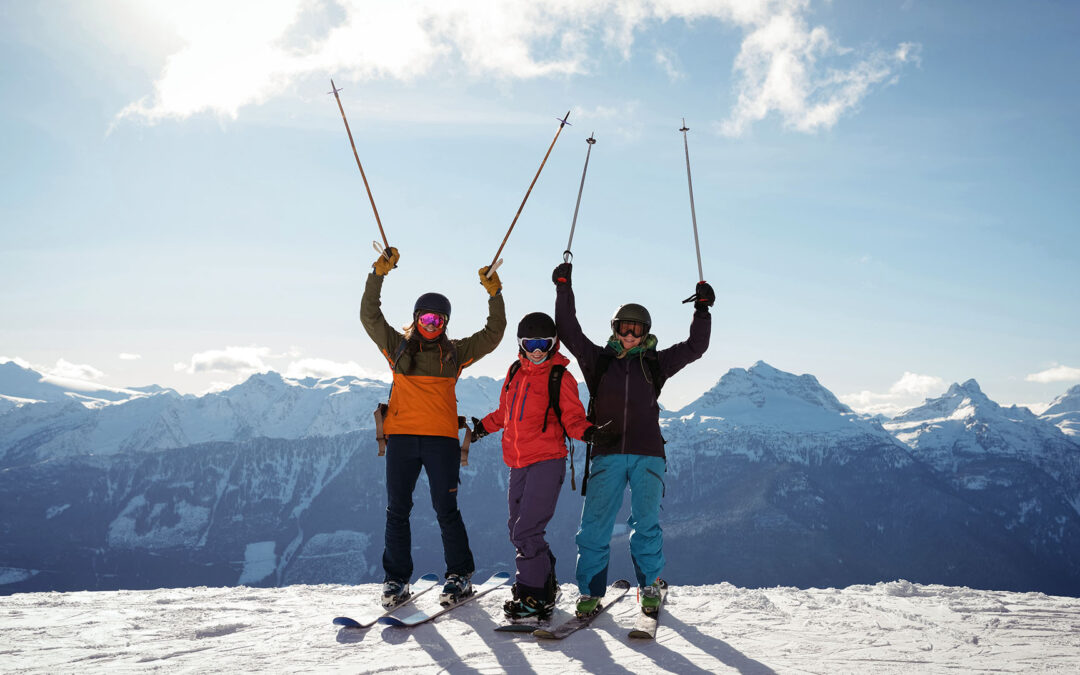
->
[[333, 617, 362, 628], [628, 629, 655, 640], [418, 573, 439, 582], [378, 616, 406, 627], [492, 571, 512, 581], [533, 630, 558, 639], [612, 579, 632, 590]]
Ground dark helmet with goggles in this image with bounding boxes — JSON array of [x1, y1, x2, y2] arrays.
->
[[611, 303, 651, 338], [517, 312, 557, 355], [414, 292, 451, 340]]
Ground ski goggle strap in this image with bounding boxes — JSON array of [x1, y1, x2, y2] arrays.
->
[[519, 337, 555, 353], [613, 320, 646, 338], [417, 312, 446, 329]]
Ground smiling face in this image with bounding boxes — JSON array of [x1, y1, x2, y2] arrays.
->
[[617, 332, 643, 350], [613, 319, 646, 350]]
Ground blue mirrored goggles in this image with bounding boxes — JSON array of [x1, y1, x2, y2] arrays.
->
[[519, 337, 555, 353]]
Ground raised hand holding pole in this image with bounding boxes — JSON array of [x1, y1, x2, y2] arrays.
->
[[563, 133, 596, 263], [486, 110, 572, 277], [329, 79, 391, 258]]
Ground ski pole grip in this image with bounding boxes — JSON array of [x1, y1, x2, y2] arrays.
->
[[485, 258, 504, 279]]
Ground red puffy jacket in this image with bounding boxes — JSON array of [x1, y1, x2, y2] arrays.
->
[[480, 351, 592, 469]]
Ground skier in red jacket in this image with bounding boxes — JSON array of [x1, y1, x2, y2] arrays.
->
[[471, 312, 618, 623]]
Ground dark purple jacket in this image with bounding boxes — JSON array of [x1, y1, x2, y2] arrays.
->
[[555, 283, 711, 459]]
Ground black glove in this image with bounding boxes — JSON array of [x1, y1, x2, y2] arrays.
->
[[682, 281, 715, 310], [552, 262, 572, 286], [582, 422, 619, 447], [470, 416, 489, 443]]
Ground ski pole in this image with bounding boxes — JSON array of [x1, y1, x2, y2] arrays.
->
[[486, 110, 572, 277], [679, 118, 704, 283], [563, 133, 596, 263], [329, 79, 391, 259]]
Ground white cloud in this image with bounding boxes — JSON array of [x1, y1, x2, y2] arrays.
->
[[175, 345, 273, 375], [1026, 365, 1080, 384], [889, 372, 945, 396], [284, 358, 387, 381], [721, 11, 921, 136], [118, 0, 915, 137], [118, 353, 143, 361], [48, 359, 106, 381], [840, 371, 945, 418], [0, 356, 34, 369], [655, 48, 685, 81]]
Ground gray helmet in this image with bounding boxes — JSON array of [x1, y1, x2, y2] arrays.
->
[[611, 303, 651, 334]]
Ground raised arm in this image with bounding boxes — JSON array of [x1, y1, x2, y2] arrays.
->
[[456, 266, 508, 370], [359, 247, 405, 361], [553, 263, 602, 375], [658, 282, 714, 378]]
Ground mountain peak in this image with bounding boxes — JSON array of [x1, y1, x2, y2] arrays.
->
[[946, 379, 985, 398], [678, 361, 853, 425]]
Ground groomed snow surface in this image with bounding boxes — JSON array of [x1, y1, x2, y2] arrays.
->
[[3, 580, 1079, 673]]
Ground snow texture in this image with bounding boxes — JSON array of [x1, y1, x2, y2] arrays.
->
[[1, 581, 1078, 673]]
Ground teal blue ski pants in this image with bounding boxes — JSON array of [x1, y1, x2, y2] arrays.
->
[[575, 454, 666, 596]]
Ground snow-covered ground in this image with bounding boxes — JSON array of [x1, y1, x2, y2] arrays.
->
[[3, 580, 1078, 673]]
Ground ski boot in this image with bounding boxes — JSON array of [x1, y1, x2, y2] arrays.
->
[[640, 579, 663, 615], [381, 579, 410, 609], [439, 572, 473, 606], [503, 582, 554, 624], [575, 595, 601, 618]]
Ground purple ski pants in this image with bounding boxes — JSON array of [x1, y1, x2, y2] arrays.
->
[[507, 457, 566, 589]]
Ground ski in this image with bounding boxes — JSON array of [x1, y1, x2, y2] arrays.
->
[[532, 580, 631, 640], [332, 573, 440, 629], [379, 571, 511, 627], [494, 623, 545, 633], [628, 579, 669, 639]]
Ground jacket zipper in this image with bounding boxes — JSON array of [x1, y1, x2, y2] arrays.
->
[[621, 365, 629, 453], [519, 383, 531, 421]]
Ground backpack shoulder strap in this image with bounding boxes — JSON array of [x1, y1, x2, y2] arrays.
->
[[504, 360, 522, 392], [644, 349, 665, 398], [541, 364, 566, 433]]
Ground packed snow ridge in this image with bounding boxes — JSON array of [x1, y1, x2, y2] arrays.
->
[[3, 580, 1079, 673]]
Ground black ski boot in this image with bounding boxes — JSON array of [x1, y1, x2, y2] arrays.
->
[[381, 579, 410, 609], [439, 572, 473, 606], [503, 582, 553, 624]]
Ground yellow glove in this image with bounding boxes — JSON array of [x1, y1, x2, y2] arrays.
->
[[478, 266, 502, 296], [373, 247, 400, 276]]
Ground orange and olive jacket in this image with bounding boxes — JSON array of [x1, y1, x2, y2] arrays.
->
[[361, 272, 506, 438]]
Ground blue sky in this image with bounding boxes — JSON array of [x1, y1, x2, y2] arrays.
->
[[1, 0, 1078, 415]]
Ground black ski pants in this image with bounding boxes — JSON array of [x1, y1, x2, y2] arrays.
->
[[382, 434, 474, 583]]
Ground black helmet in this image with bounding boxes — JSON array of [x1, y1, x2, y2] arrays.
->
[[611, 303, 651, 334], [517, 312, 556, 339], [517, 312, 558, 356], [414, 292, 451, 319]]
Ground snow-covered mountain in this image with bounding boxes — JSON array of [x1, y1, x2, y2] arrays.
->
[[2, 361, 1079, 597], [884, 379, 1080, 588], [1043, 384, 1080, 438], [0, 367, 504, 468], [0, 360, 154, 412], [886, 379, 1080, 508]]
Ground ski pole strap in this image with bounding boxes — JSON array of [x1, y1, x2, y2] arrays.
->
[[458, 416, 471, 466], [580, 444, 592, 496], [374, 403, 389, 456]]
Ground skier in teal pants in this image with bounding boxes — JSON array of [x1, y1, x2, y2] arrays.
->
[[553, 261, 712, 615]]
